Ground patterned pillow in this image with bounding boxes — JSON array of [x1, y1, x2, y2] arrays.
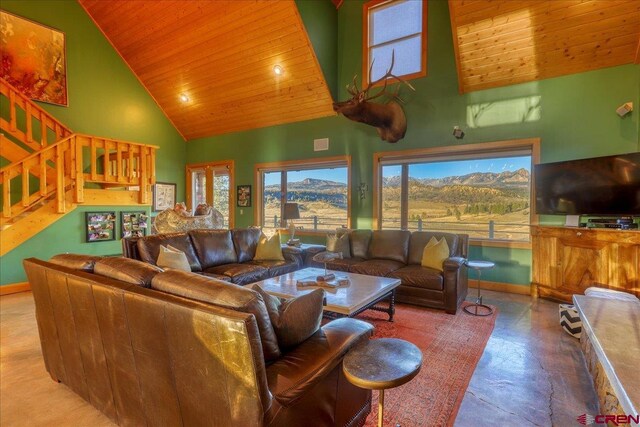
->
[[326, 233, 351, 258]]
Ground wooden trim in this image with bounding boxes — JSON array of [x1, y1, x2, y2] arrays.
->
[[635, 36, 640, 64], [468, 280, 530, 296], [77, 3, 187, 142], [447, 0, 465, 94], [470, 239, 531, 250], [254, 155, 352, 228], [0, 282, 30, 296], [372, 138, 541, 235], [83, 189, 150, 206], [362, 0, 428, 87], [185, 160, 235, 228]]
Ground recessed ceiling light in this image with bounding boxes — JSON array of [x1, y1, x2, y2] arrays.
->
[[179, 93, 190, 102], [273, 65, 283, 76]]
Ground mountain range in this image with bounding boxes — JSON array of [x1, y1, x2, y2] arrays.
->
[[383, 168, 530, 188]]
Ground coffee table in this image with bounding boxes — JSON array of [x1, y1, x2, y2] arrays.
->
[[255, 267, 400, 321]]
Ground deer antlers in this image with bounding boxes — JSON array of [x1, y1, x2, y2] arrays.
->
[[345, 51, 415, 102]]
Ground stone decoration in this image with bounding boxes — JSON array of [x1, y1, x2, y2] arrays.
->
[[153, 205, 224, 233]]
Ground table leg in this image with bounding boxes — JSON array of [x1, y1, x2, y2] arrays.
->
[[388, 290, 396, 322], [378, 389, 385, 427]]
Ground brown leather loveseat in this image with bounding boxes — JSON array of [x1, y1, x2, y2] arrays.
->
[[24, 254, 373, 426], [122, 228, 304, 285], [306, 230, 469, 314]]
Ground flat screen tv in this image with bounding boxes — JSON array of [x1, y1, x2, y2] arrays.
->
[[534, 152, 640, 215]]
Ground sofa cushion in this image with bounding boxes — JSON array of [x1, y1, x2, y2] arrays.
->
[[94, 257, 163, 287], [326, 233, 350, 259], [349, 259, 404, 277], [408, 232, 460, 265], [255, 233, 284, 261], [421, 237, 450, 272], [325, 257, 364, 272], [196, 271, 231, 282], [249, 260, 298, 277], [389, 265, 444, 291], [189, 229, 237, 269], [49, 254, 102, 272], [350, 230, 372, 259], [157, 245, 191, 271], [205, 263, 268, 285], [232, 227, 263, 263], [369, 230, 410, 263], [136, 232, 202, 271], [150, 270, 281, 362], [252, 285, 325, 349]]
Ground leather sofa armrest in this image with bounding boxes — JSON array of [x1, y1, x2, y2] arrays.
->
[[443, 256, 468, 314], [281, 246, 304, 268], [266, 318, 373, 407]]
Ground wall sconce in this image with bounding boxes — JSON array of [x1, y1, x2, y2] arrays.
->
[[359, 183, 368, 200], [453, 126, 465, 139]]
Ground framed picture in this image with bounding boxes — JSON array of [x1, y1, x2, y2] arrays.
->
[[85, 211, 116, 242], [120, 211, 149, 238], [152, 182, 176, 212], [0, 11, 67, 106], [237, 185, 251, 207]]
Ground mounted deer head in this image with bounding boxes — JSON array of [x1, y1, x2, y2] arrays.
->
[[333, 52, 415, 143]]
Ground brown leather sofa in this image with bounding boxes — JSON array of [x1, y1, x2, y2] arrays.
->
[[122, 228, 304, 285], [24, 255, 373, 427], [306, 230, 469, 314]]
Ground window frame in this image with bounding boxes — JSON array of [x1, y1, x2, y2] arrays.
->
[[254, 155, 352, 234], [373, 139, 540, 248], [185, 160, 235, 229], [363, 0, 428, 87]]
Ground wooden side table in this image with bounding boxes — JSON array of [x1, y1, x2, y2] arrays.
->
[[464, 260, 495, 316], [343, 338, 422, 427]]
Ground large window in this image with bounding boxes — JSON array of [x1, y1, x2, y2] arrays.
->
[[186, 161, 233, 228], [376, 141, 538, 242], [364, 0, 427, 83], [257, 157, 351, 232]]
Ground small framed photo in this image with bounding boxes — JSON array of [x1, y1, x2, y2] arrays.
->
[[152, 182, 176, 212], [85, 211, 116, 242], [120, 211, 149, 238], [237, 185, 251, 207]]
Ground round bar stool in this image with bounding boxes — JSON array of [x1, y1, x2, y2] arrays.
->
[[464, 260, 495, 316], [343, 338, 422, 427]]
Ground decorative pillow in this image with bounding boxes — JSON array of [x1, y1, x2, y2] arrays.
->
[[157, 245, 191, 271], [254, 233, 284, 261], [421, 237, 450, 271], [326, 233, 351, 259], [252, 284, 325, 349]]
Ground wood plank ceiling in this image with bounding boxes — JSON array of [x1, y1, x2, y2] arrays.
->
[[79, 0, 335, 140], [449, 0, 640, 93]]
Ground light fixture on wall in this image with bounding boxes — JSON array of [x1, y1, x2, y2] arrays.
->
[[179, 93, 190, 103], [452, 126, 465, 139], [273, 64, 284, 76], [616, 102, 633, 117]]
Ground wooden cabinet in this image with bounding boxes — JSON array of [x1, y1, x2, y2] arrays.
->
[[531, 226, 640, 302]]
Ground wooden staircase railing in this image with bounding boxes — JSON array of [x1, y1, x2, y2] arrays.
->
[[0, 78, 72, 152]]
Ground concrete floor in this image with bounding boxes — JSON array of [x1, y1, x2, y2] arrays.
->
[[0, 290, 597, 426]]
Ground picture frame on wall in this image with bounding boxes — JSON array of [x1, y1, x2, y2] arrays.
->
[[85, 211, 116, 242], [152, 182, 176, 212], [0, 11, 68, 106], [237, 185, 251, 207], [120, 211, 149, 238]]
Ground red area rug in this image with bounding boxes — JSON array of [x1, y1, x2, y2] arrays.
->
[[355, 302, 498, 427]]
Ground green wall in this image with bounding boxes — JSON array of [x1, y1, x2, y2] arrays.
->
[[186, 0, 640, 286], [1, 1, 186, 285]]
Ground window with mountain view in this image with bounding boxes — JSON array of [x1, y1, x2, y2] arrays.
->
[[260, 160, 350, 231], [380, 153, 533, 241]]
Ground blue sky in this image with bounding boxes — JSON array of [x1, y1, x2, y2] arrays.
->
[[264, 168, 348, 185], [385, 156, 531, 179]]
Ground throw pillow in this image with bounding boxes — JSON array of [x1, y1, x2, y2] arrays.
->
[[254, 233, 284, 261], [326, 233, 351, 258], [157, 245, 191, 271], [252, 285, 325, 349], [421, 237, 450, 271]]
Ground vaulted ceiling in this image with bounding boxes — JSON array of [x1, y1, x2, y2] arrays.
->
[[449, 0, 640, 93], [79, 0, 335, 140]]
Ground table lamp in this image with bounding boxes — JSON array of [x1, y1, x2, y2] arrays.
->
[[283, 202, 300, 245]]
